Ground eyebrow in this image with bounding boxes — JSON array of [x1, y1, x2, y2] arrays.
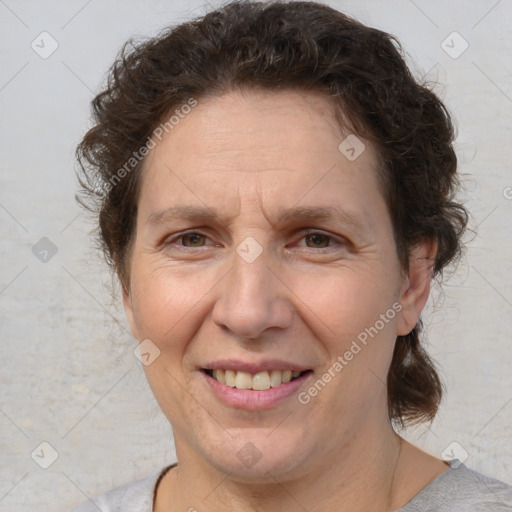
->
[[147, 204, 367, 231]]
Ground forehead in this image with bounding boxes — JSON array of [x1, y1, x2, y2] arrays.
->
[[137, 89, 383, 225], [149, 89, 359, 167]]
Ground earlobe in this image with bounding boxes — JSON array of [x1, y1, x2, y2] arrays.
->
[[396, 239, 437, 336]]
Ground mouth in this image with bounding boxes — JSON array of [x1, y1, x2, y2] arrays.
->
[[199, 359, 314, 409], [201, 368, 312, 391]]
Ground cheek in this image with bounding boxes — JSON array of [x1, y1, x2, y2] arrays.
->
[[129, 261, 225, 364], [291, 264, 400, 403], [129, 265, 210, 416], [287, 263, 399, 343]]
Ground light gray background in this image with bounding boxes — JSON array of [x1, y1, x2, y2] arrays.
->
[[1, 0, 511, 510]]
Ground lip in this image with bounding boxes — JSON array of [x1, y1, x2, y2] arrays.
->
[[200, 368, 313, 410]]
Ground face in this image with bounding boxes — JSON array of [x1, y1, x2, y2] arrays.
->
[[123, 89, 427, 482]]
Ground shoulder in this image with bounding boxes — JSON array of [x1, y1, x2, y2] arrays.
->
[[69, 468, 167, 512], [399, 460, 512, 512]]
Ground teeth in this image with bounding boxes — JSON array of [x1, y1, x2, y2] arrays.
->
[[225, 370, 236, 387], [235, 371, 252, 389], [270, 370, 282, 388], [209, 369, 304, 390], [252, 371, 271, 390], [212, 369, 225, 384]]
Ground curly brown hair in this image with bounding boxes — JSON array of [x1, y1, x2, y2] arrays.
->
[[76, 0, 468, 426]]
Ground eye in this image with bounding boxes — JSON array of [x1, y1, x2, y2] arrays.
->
[[302, 232, 331, 249], [296, 231, 345, 250], [165, 231, 211, 248], [181, 232, 207, 247]]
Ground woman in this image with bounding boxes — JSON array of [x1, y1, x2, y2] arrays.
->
[[72, 1, 512, 510]]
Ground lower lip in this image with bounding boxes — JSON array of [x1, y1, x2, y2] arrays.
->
[[201, 371, 312, 410]]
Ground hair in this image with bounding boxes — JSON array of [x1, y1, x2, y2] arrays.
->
[[76, 0, 468, 426]]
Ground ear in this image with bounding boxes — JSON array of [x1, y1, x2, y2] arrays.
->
[[396, 239, 437, 336], [123, 287, 140, 340]]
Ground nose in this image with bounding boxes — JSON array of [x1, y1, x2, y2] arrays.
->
[[211, 247, 293, 340]]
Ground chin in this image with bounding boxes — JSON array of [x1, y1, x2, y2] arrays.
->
[[196, 426, 315, 483]]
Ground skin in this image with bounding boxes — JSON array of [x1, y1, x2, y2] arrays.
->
[[123, 89, 449, 511]]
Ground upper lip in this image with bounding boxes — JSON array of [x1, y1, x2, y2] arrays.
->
[[201, 359, 311, 374]]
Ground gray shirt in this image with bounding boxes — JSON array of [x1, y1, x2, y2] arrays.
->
[[70, 460, 512, 511]]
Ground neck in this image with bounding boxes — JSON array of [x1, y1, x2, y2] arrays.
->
[[157, 416, 411, 512]]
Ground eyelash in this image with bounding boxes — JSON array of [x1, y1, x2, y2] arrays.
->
[[163, 229, 346, 251]]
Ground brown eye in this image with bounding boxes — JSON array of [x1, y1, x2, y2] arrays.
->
[[304, 233, 332, 248], [181, 232, 207, 247]]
